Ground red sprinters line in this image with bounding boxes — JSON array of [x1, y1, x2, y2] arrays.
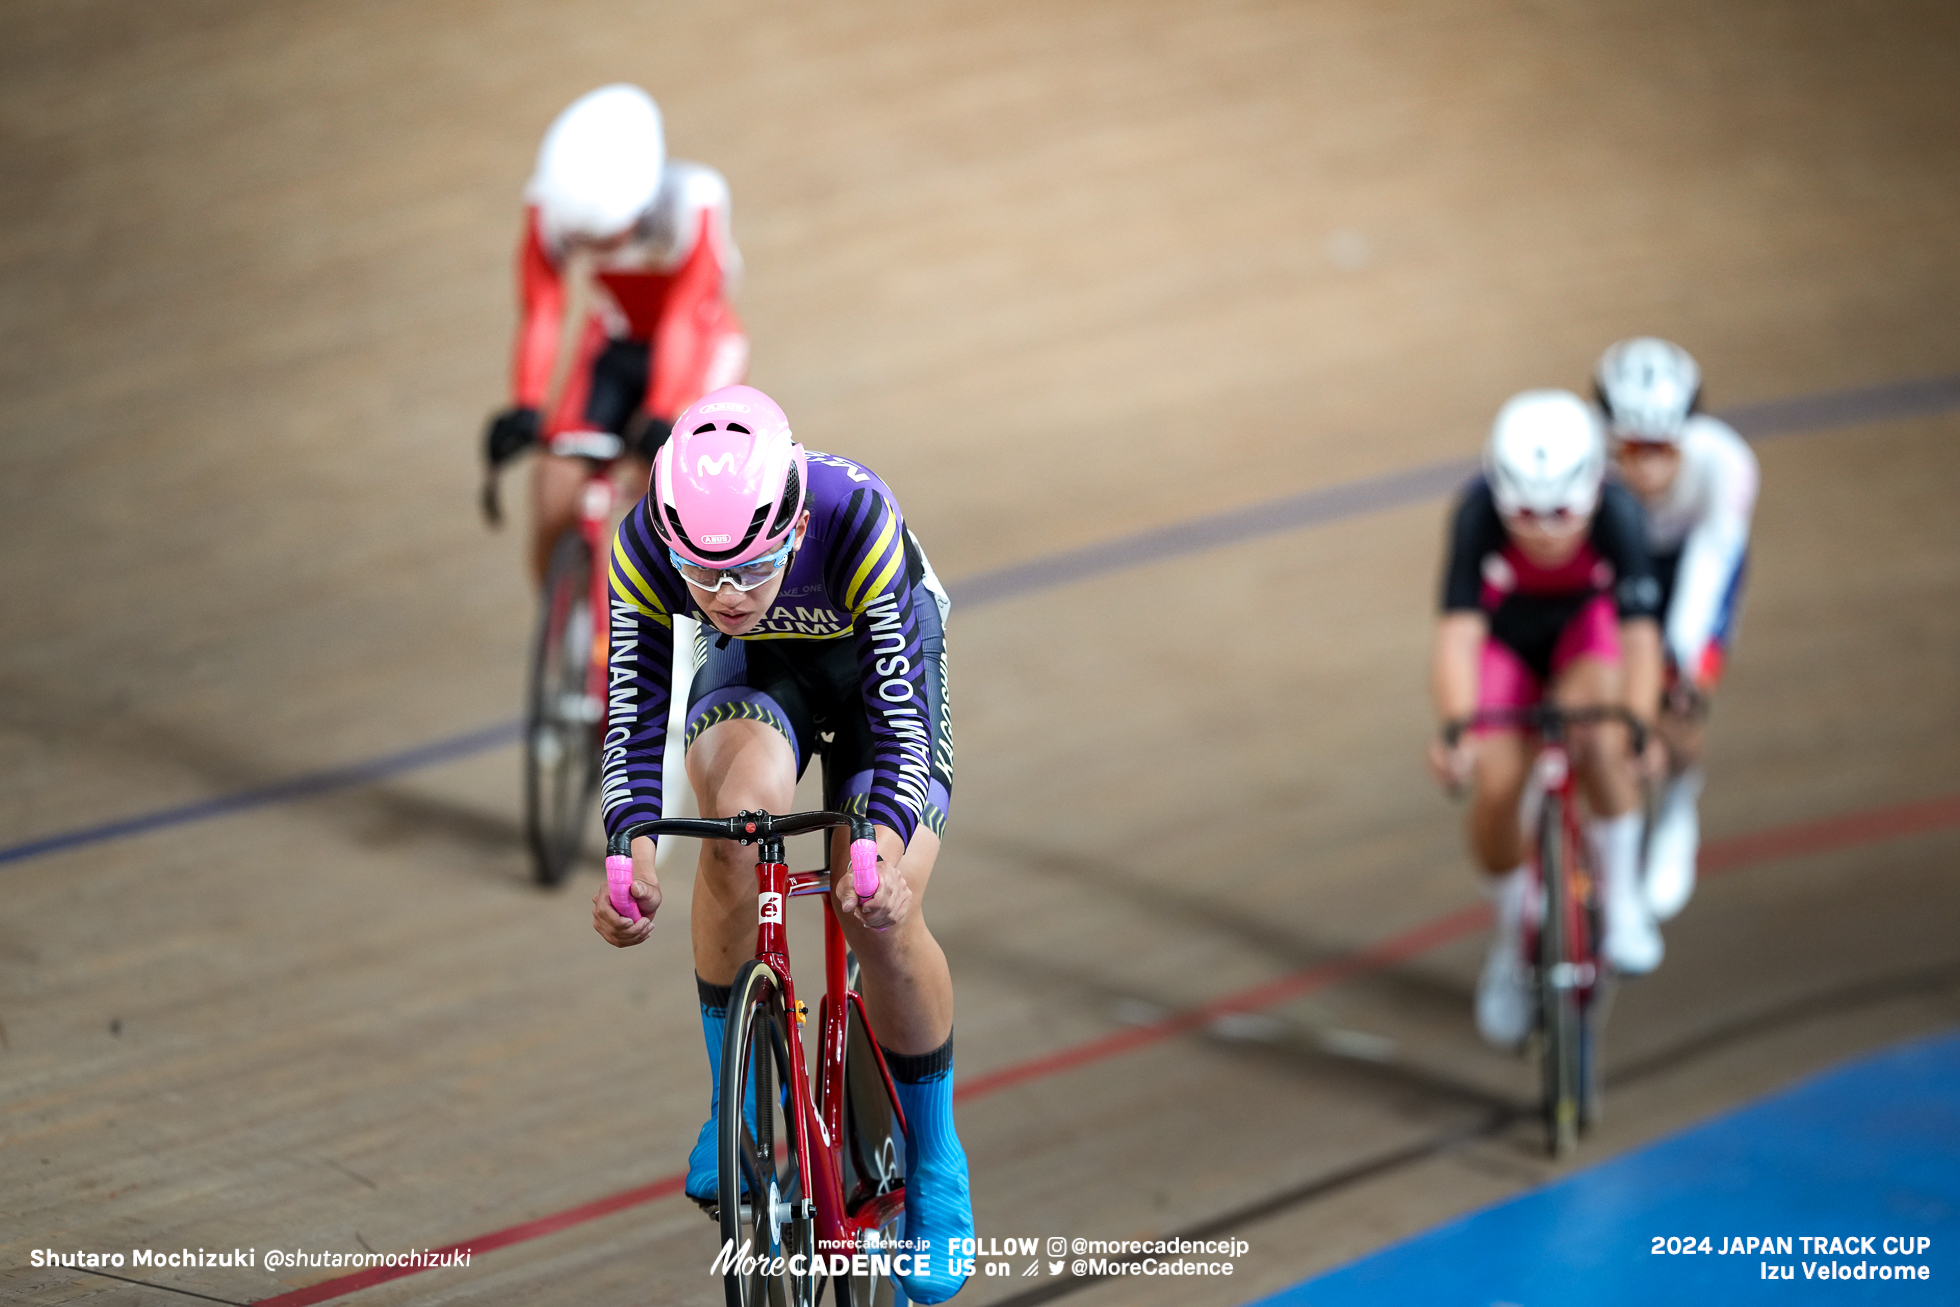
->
[[1698, 792, 1960, 874], [956, 791, 1960, 1101], [252, 790, 1960, 1304], [954, 902, 1490, 1101], [251, 1176, 687, 1307]]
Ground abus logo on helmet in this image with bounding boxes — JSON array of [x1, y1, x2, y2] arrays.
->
[[697, 402, 748, 414], [696, 453, 736, 477], [701, 534, 732, 544]]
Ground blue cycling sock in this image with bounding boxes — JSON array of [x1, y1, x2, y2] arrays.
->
[[685, 976, 732, 1202], [885, 1033, 973, 1305]]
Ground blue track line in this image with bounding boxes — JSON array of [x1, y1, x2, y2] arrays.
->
[[4, 371, 1956, 870], [0, 721, 519, 868], [950, 371, 1960, 605]]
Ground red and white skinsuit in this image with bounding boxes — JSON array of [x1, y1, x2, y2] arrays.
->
[[512, 159, 748, 440]]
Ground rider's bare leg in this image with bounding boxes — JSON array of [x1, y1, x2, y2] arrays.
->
[[527, 452, 586, 585], [1657, 703, 1706, 774], [674, 718, 798, 1204], [1466, 728, 1532, 1046], [526, 452, 650, 586], [1553, 653, 1637, 818], [1648, 700, 1709, 920], [825, 818, 967, 1304], [686, 717, 799, 986], [1553, 653, 1661, 971], [685, 719, 955, 1054], [687, 716, 970, 1292], [1467, 729, 1532, 874], [829, 825, 953, 1055]]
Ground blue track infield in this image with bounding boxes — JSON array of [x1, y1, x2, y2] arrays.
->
[[1253, 1029, 1960, 1306]]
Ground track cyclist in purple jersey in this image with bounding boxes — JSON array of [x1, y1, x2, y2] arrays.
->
[[588, 384, 971, 1303], [1595, 338, 1759, 923], [1428, 390, 1667, 1049]]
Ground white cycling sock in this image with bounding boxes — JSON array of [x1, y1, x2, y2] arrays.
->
[[1485, 866, 1526, 945], [1645, 765, 1707, 920], [1660, 766, 1705, 832], [1589, 811, 1645, 906], [1592, 809, 1663, 972], [1476, 867, 1532, 1046]]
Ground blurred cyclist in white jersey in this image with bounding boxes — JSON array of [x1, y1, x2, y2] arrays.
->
[[1595, 338, 1759, 922], [480, 84, 748, 583]]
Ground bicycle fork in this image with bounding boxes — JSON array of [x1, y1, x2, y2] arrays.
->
[[1529, 739, 1604, 1156], [751, 847, 851, 1270], [813, 876, 908, 1255], [1531, 745, 1599, 993]]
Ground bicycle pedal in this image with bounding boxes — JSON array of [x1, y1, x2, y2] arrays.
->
[[690, 1191, 758, 1224]]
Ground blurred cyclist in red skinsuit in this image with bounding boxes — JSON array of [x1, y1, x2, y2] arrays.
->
[[481, 84, 749, 582]]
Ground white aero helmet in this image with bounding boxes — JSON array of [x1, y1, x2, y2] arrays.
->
[[1485, 389, 1607, 520], [1594, 337, 1701, 441], [528, 84, 665, 243]]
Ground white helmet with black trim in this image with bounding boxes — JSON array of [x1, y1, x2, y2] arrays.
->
[[1484, 389, 1607, 519], [527, 84, 665, 243], [1594, 337, 1701, 441]]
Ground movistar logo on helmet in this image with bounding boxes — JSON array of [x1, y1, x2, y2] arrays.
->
[[696, 453, 736, 476]]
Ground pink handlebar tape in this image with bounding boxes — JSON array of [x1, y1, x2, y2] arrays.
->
[[605, 854, 642, 922], [849, 838, 880, 901]]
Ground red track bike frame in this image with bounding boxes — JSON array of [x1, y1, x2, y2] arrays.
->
[[605, 811, 904, 1256], [759, 853, 910, 1253], [1523, 740, 1601, 1004], [1466, 703, 1638, 1154]]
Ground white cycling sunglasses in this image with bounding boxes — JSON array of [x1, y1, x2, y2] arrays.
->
[[669, 539, 796, 593]]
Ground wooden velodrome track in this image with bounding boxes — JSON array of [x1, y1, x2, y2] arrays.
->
[[5, 2, 1959, 1303]]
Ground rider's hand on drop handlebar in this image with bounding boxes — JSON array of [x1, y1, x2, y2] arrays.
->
[[484, 406, 541, 467], [1428, 728, 1475, 797], [834, 828, 911, 932], [479, 406, 541, 527], [591, 835, 660, 947], [1634, 725, 1668, 783]]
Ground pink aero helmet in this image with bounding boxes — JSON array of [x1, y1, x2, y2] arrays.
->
[[648, 385, 807, 566]]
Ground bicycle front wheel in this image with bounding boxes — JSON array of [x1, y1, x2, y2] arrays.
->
[[1537, 792, 1581, 1159], [720, 959, 814, 1307], [1576, 870, 1611, 1135], [523, 530, 600, 886]]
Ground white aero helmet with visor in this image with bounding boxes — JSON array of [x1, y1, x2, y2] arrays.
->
[[648, 385, 808, 592], [1594, 337, 1701, 442], [528, 84, 665, 244], [1485, 389, 1607, 529]]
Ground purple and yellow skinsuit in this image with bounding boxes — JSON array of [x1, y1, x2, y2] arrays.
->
[[600, 447, 951, 851]]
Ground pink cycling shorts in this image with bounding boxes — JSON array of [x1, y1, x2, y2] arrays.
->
[[1476, 593, 1620, 724]]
